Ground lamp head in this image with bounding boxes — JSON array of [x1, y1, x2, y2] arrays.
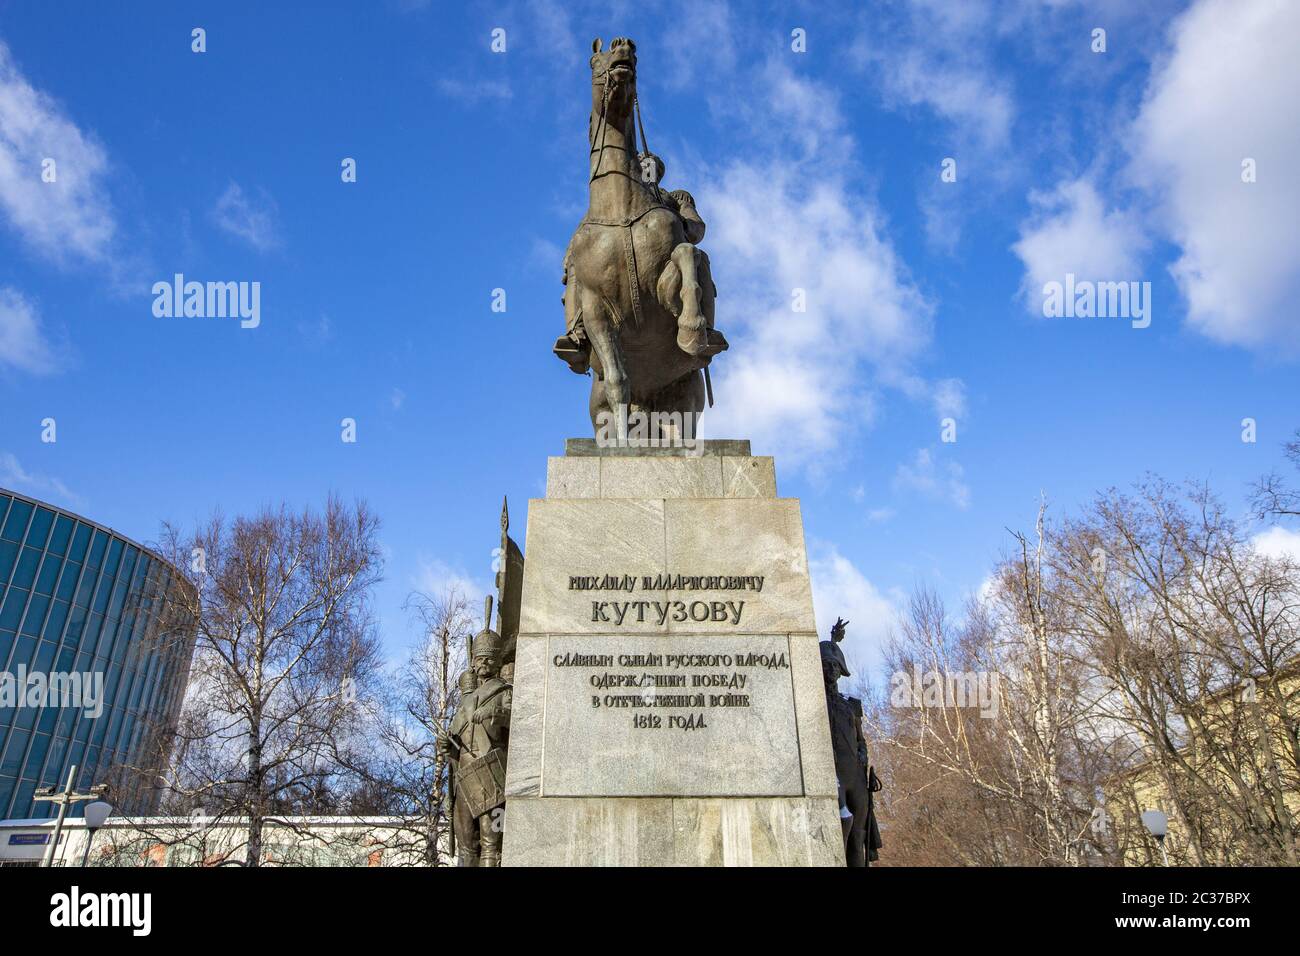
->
[[1140, 809, 1168, 840], [84, 800, 112, 831]]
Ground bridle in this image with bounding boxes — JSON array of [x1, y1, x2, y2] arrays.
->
[[588, 68, 658, 199]]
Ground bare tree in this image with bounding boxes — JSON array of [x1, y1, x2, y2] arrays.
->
[[334, 586, 472, 865], [867, 479, 1300, 867], [1252, 429, 1300, 521], [867, 555, 1110, 866], [146, 497, 383, 866], [1051, 480, 1299, 865]]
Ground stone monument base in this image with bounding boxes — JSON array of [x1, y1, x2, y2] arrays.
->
[[502, 440, 843, 867], [505, 796, 840, 867]]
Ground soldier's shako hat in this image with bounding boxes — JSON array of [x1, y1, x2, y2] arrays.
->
[[819, 640, 851, 678], [471, 627, 504, 661], [457, 670, 478, 694]]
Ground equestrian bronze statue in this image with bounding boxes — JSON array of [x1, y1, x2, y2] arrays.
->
[[553, 37, 728, 440]]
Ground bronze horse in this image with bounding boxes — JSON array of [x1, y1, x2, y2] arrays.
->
[[555, 37, 727, 440]]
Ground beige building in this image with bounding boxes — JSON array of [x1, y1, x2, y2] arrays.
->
[[0, 815, 446, 867], [1108, 668, 1300, 867]]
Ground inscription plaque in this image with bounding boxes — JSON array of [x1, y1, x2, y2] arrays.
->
[[541, 633, 803, 796]]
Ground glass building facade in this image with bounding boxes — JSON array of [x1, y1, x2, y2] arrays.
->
[[0, 489, 197, 819]]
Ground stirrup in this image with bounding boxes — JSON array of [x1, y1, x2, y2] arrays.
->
[[553, 335, 591, 374], [677, 327, 728, 358]]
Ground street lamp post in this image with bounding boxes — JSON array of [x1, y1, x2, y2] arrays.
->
[[79, 800, 113, 867], [1141, 809, 1170, 866], [31, 765, 111, 868]]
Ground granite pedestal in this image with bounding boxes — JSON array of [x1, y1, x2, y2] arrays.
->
[[501, 439, 842, 866]]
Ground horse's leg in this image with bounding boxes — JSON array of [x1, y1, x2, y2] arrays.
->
[[668, 242, 704, 355], [656, 255, 682, 318], [579, 285, 629, 441], [648, 371, 705, 443], [696, 249, 716, 331], [588, 374, 608, 433]]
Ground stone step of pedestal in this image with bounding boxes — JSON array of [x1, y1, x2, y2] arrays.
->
[[547, 446, 777, 500]]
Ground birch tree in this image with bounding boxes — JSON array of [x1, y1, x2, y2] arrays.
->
[[149, 497, 383, 866], [333, 587, 472, 865]]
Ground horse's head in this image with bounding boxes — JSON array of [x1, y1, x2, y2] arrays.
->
[[590, 37, 637, 128]]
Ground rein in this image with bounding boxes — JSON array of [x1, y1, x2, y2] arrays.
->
[[588, 71, 656, 199], [583, 71, 669, 329]]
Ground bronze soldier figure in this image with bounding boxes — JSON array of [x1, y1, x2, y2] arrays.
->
[[822, 617, 872, 867], [439, 620, 512, 867], [449, 669, 481, 866]]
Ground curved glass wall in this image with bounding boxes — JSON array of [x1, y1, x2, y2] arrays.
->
[[0, 490, 196, 819]]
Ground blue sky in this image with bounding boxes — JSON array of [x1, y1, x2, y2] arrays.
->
[[1, 0, 1297, 677]]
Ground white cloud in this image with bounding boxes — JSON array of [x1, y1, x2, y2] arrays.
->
[[849, 0, 1019, 250], [212, 182, 280, 252], [1011, 177, 1148, 310], [525, 0, 585, 68], [809, 543, 902, 672], [389, 388, 406, 411], [435, 77, 512, 104], [1128, 0, 1300, 352], [660, 0, 738, 92], [1252, 526, 1300, 563], [743, 57, 851, 161], [0, 39, 115, 264], [931, 378, 967, 420], [0, 452, 82, 507], [698, 157, 933, 468], [528, 236, 563, 276], [667, 56, 962, 472], [413, 556, 491, 607], [0, 287, 61, 375], [852, 0, 1014, 155], [894, 447, 971, 510], [872, 48, 1013, 156]]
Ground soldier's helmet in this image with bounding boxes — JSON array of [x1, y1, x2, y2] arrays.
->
[[819, 640, 851, 679], [457, 670, 478, 694], [471, 627, 504, 662]]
